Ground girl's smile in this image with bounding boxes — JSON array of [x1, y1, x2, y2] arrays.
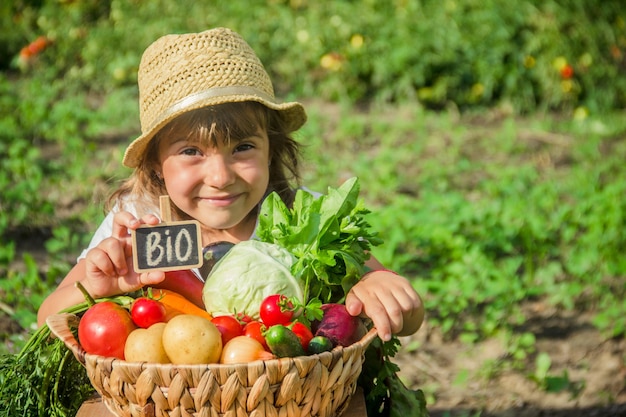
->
[[197, 193, 242, 206]]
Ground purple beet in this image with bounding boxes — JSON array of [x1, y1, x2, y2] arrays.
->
[[313, 303, 366, 347]]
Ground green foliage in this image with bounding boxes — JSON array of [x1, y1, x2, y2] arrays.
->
[[0, 1, 625, 406], [360, 337, 428, 417], [302, 103, 626, 343], [0, 303, 96, 417], [531, 352, 585, 396], [258, 178, 382, 303], [2, 1, 626, 111]]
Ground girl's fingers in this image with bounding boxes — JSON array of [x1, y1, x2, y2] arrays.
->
[[111, 212, 160, 239], [82, 215, 169, 300], [139, 270, 166, 286], [344, 292, 364, 316], [111, 211, 140, 239], [96, 237, 130, 276], [373, 290, 406, 333], [85, 247, 119, 278], [140, 214, 161, 225], [110, 212, 161, 261], [347, 272, 423, 340], [347, 285, 395, 341]]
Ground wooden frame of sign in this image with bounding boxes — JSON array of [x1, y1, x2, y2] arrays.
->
[[132, 196, 203, 273]]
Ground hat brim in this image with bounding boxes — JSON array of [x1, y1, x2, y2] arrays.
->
[[122, 91, 306, 168]]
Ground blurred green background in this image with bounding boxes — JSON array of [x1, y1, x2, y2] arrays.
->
[[1, 0, 625, 402]]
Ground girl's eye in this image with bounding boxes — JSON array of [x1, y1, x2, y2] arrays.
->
[[181, 147, 202, 156], [234, 143, 254, 153]]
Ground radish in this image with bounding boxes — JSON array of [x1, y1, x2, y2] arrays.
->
[[313, 303, 366, 347]]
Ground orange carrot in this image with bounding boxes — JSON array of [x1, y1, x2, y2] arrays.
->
[[153, 270, 205, 309], [152, 289, 213, 321]]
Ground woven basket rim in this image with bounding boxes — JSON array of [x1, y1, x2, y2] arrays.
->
[[47, 312, 378, 369], [47, 312, 376, 417]]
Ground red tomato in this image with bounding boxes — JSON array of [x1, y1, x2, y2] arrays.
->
[[28, 36, 48, 55], [290, 322, 314, 350], [243, 320, 268, 350], [78, 301, 137, 359], [560, 64, 574, 79], [131, 297, 167, 328], [211, 315, 244, 345], [259, 294, 293, 326], [235, 311, 253, 324]]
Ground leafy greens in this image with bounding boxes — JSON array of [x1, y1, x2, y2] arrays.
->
[[257, 176, 382, 304], [0, 302, 96, 417], [257, 177, 429, 417]]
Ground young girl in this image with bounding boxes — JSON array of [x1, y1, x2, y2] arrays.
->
[[37, 27, 424, 342]]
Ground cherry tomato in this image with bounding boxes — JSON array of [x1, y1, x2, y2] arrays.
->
[[78, 301, 137, 359], [211, 315, 244, 345], [243, 320, 268, 350], [259, 294, 293, 326], [560, 64, 574, 79], [290, 322, 314, 350], [131, 297, 167, 328], [235, 311, 253, 324]]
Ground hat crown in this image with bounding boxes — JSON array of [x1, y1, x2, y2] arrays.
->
[[138, 27, 275, 134], [122, 27, 306, 168]]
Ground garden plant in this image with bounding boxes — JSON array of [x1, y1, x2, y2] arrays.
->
[[1, 1, 625, 416]]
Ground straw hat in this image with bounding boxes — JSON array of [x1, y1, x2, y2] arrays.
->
[[122, 27, 307, 168]]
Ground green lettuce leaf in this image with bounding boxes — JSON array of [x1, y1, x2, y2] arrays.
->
[[257, 177, 382, 304]]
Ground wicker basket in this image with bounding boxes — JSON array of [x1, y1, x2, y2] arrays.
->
[[47, 313, 377, 417]]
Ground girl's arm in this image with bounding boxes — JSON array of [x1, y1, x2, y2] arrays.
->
[[37, 211, 164, 326], [37, 260, 91, 326]]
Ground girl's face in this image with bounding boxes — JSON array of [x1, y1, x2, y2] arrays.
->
[[158, 127, 270, 242]]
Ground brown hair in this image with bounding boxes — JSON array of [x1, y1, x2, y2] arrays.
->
[[107, 102, 302, 218]]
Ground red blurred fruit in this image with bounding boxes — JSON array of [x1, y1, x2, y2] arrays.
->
[[211, 315, 244, 345], [560, 64, 574, 79]]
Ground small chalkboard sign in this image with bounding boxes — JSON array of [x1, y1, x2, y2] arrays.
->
[[132, 196, 203, 272]]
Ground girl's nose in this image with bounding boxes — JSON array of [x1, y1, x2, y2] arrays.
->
[[205, 154, 235, 189]]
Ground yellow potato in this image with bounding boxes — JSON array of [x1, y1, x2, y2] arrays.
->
[[162, 314, 222, 364], [124, 322, 170, 363]]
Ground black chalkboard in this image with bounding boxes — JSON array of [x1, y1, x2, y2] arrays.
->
[[132, 220, 202, 272]]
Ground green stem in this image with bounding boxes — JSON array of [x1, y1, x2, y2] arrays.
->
[[74, 282, 95, 306], [50, 348, 73, 417]]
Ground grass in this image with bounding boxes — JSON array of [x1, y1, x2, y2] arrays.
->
[[2, 99, 626, 350], [300, 102, 626, 343], [1, 2, 625, 402]]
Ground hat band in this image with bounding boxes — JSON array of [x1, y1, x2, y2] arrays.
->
[[145, 85, 277, 134]]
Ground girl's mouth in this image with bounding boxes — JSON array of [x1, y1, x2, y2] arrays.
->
[[201, 193, 240, 207]]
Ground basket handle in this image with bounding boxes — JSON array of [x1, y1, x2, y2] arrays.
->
[[46, 313, 87, 364], [357, 327, 380, 349]]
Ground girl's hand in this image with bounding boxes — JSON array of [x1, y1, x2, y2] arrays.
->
[[82, 211, 165, 298], [345, 270, 424, 341]]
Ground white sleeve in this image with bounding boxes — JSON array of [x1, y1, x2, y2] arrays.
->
[[77, 211, 115, 261], [76, 200, 160, 262]]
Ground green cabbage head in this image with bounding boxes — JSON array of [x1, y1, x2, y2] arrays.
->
[[202, 240, 304, 318]]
